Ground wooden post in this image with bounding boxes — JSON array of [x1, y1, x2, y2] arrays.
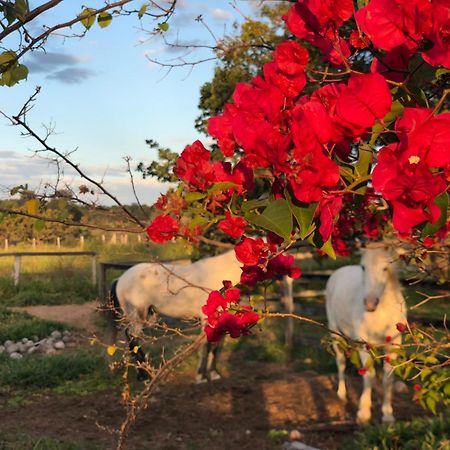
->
[[137, 235, 142, 243], [101, 234, 106, 244], [80, 235, 84, 249], [91, 255, 97, 286], [4, 239, 8, 251], [281, 276, 294, 350], [13, 255, 21, 286], [32, 238, 36, 248], [110, 233, 117, 245], [98, 262, 107, 305], [56, 237, 61, 248]]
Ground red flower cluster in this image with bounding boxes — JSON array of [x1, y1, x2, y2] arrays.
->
[[235, 237, 301, 287], [217, 212, 248, 239], [202, 286, 260, 342], [146, 215, 179, 243], [372, 109, 448, 234]]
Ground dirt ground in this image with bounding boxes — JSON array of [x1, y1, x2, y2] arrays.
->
[[0, 303, 426, 450]]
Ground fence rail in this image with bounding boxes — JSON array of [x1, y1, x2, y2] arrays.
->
[[0, 251, 97, 286]]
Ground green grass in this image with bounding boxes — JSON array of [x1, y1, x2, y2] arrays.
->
[[0, 433, 102, 450], [0, 309, 67, 342], [0, 349, 119, 395], [342, 416, 450, 450]]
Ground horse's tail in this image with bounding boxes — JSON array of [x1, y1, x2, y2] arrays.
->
[[105, 278, 121, 345]]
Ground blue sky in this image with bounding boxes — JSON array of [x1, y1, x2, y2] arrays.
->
[[0, 0, 263, 206]]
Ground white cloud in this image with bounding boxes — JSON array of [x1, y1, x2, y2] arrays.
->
[[211, 8, 233, 20], [0, 151, 169, 206]]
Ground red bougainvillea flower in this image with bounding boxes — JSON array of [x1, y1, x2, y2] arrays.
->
[[146, 215, 179, 244], [358, 368, 367, 376], [217, 212, 248, 239], [385, 335, 392, 343], [289, 150, 340, 203], [173, 140, 216, 191], [372, 145, 447, 234], [317, 194, 343, 242], [334, 73, 392, 137], [355, 0, 432, 51], [413, 384, 422, 392], [282, 0, 353, 65], [235, 237, 267, 266], [204, 309, 260, 342], [202, 287, 260, 342], [208, 104, 238, 157], [423, 0, 450, 68], [273, 40, 309, 76], [395, 109, 450, 169], [349, 30, 370, 49], [370, 44, 413, 82], [396, 322, 407, 333]]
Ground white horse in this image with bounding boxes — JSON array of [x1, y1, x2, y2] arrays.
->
[[325, 245, 407, 424], [107, 250, 243, 382]]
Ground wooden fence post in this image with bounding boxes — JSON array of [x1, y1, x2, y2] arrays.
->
[[281, 276, 294, 350], [4, 239, 8, 251], [98, 262, 107, 305], [12, 255, 21, 286], [91, 255, 97, 287], [80, 235, 84, 248], [56, 237, 61, 248]]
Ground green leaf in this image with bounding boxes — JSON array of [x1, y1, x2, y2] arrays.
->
[[426, 396, 437, 415], [79, 8, 96, 29], [0, 51, 17, 70], [350, 350, 361, 368], [436, 68, 450, 79], [245, 199, 292, 241], [207, 182, 239, 193], [321, 239, 336, 260], [158, 22, 169, 32], [97, 11, 112, 28], [189, 215, 209, 229], [138, 3, 148, 19], [185, 192, 206, 203], [241, 198, 269, 213], [355, 143, 373, 178], [285, 191, 317, 239], [14, 0, 28, 21], [422, 192, 448, 237]]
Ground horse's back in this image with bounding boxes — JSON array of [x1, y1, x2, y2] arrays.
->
[[326, 265, 363, 336]]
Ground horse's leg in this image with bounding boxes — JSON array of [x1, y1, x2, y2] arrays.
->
[[124, 306, 149, 381], [332, 340, 347, 402], [207, 340, 224, 381], [105, 279, 120, 345], [382, 351, 397, 423], [196, 342, 212, 384], [357, 351, 375, 424]]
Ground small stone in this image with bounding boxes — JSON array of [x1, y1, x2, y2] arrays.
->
[[24, 341, 34, 348], [63, 330, 71, 336], [303, 357, 313, 365], [290, 430, 303, 441], [62, 335, 70, 343], [51, 330, 62, 340], [6, 343, 19, 354], [54, 341, 65, 350], [21, 338, 28, 344], [10, 352, 23, 360], [283, 442, 321, 450], [32, 336, 39, 342], [45, 347, 57, 355], [0, 345, 5, 353], [4, 340, 13, 348], [16, 343, 26, 353], [245, 430, 252, 436], [27, 346, 37, 354]]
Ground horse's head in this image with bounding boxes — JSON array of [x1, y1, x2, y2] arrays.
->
[[360, 245, 393, 312]]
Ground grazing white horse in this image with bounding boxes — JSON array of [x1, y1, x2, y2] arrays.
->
[[326, 246, 407, 424], [107, 250, 242, 382]]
